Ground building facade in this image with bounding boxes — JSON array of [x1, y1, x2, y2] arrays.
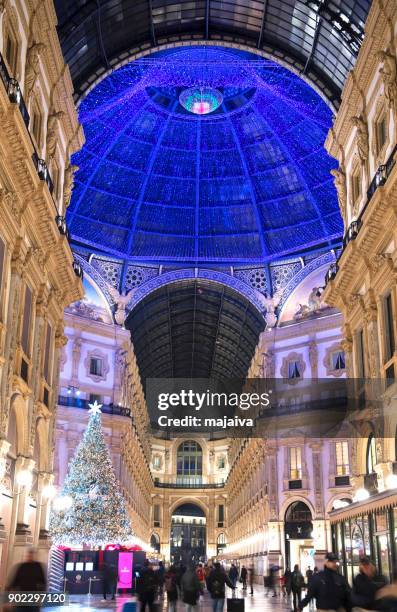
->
[[323, 0, 397, 583], [0, 0, 83, 587], [0, 0, 397, 593]]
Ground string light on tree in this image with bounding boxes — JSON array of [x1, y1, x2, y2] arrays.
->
[[50, 399, 133, 547]]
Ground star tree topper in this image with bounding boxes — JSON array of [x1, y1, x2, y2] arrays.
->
[[88, 400, 102, 415]]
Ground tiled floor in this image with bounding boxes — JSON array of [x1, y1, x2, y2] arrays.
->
[[46, 586, 297, 611]]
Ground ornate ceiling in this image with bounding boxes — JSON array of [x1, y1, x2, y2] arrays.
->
[[55, 0, 371, 106], [67, 46, 342, 265]]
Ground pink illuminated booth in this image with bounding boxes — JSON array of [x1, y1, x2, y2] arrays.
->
[[61, 545, 147, 594]]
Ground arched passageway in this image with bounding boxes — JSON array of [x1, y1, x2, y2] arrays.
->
[[284, 501, 313, 570], [170, 503, 206, 565]]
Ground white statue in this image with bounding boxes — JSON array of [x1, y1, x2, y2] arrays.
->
[[107, 285, 134, 325], [352, 115, 369, 165], [260, 294, 279, 329], [330, 167, 347, 223], [308, 287, 323, 311], [376, 49, 397, 114]]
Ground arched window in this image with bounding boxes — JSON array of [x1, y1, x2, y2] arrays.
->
[[150, 533, 160, 553], [177, 440, 202, 485], [366, 434, 377, 474]]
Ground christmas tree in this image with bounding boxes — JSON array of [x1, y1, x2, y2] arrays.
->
[[50, 401, 133, 547]]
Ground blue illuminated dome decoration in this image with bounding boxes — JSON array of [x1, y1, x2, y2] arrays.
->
[[179, 87, 223, 115], [68, 46, 342, 265]]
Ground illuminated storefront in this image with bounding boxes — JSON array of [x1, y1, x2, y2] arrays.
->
[[331, 491, 397, 583]]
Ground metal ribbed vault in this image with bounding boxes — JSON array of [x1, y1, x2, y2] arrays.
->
[[55, 0, 371, 107], [124, 279, 265, 382]]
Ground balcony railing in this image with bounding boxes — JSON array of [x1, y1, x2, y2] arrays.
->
[[0, 51, 58, 213], [154, 480, 225, 489], [325, 144, 397, 286], [58, 395, 131, 417]]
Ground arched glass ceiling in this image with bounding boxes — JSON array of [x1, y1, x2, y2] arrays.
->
[[55, 0, 371, 105], [124, 279, 266, 382], [67, 46, 342, 265]]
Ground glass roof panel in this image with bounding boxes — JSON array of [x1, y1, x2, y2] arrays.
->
[[67, 45, 343, 264]]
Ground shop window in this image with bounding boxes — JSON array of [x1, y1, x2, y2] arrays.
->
[[218, 455, 226, 469], [4, 32, 18, 75], [288, 361, 301, 379], [332, 351, 346, 370], [351, 171, 361, 206], [383, 293, 395, 364], [153, 504, 160, 527], [177, 440, 202, 484], [366, 435, 377, 474], [356, 329, 366, 377], [336, 441, 349, 476], [43, 322, 52, 383], [152, 455, 161, 469], [30, 105, 42, 149], [89, 357, 103, 377], [376, 116, 387, 153], [289, 446, 302, 480], [21, 284, 32, 357], [218, 504, 224, 527]]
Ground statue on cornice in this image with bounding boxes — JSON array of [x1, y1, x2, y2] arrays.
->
[[107, 285, 134, 325], [46, 111, 64, 160], [352, 115, 369, 165], [330, 167, 347, 224], [262, 349, 275, 379], [63, 163, 78, 209], [25, 42, 46, 95], [376, 49, 397, 114], [260, 294, 279, 329]]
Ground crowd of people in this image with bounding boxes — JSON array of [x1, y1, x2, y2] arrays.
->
[[7, 548, 397, 612], [136, 559, 239, 611], [270, 552, 397, 612]]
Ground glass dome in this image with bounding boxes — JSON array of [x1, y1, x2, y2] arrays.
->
[[67, 46, 342, 264]]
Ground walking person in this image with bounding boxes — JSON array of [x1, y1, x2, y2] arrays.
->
[[136, 560, 158, 612], [196, 563, 206, 592], [164, 565, 179, 612], [207, 561, 235, 612], [6, 548, 47, 612], [265, 565, 278, 597], [229, 564, 239, 588], [352, 556, 387, 610], [299, 552, 351, 612], [248, 564, 255, 596], [291, 564, 305, 611], [157, 560, 166, 596], [102, 561, 118, 601], [181, 565, 202, 612], [282, 567, 292, 599], [240, 565, 248, 590]]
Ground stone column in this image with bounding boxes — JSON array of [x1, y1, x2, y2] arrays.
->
[[70, 337, 82, 385], [0, 242, 25, 438], [0, 440, 10, 539], [310, 442, 324, 516], [28, 288, 48, 454], [48, 326, 68, 475], [308, 341, 318, 379], [7, 456, 35, 569]]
